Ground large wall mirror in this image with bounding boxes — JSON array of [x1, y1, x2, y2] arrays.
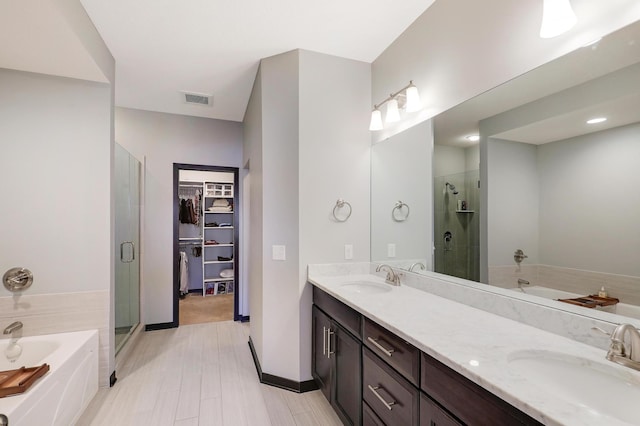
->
[[371, 20, 640, 326]]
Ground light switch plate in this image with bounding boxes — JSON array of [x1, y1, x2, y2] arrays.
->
[[387, 243, 396, 258], [344, 244, 353, 260], [272, 245, 286, 261]]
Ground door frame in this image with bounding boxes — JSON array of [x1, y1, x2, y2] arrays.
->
[[173, 163, 241, 325]]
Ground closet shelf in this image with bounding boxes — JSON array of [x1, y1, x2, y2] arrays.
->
[[204, 226, 234, 229], [179, 237, 203, 241], [204, 260, 233, 265], [204, 243, 233, 247], [205, 211, 234, 214], [204, 278, 235, 283]]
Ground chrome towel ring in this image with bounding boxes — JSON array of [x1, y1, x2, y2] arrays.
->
[[333, 199, 352, 222], [392, 201, 410, 222]]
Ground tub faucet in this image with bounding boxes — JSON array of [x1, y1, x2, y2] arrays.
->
[[376, 264, 400, 286], [3, 321, 22, 336]]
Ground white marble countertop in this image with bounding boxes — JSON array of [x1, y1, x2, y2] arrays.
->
[[308, 265, 640, 426]]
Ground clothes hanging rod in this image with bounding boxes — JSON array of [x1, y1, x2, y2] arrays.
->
[[178, 184, 203, 188]]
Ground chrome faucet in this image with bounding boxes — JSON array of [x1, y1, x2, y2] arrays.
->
[[3, 321, 22, 336], [593, 324, 640, 371], [409, 262, 425, 272], [376, 264, 400, 286]]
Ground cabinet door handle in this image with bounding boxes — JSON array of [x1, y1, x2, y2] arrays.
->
[[327, 329, 335, 358], [322, 326, 326, 356], [367, 337, 395, 357], [367, 385, 395, 410]]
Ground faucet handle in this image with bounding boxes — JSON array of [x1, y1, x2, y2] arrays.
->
[[591, 326, 612, 336]]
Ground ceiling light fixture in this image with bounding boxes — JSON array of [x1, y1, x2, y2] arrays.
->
[[539, 0, 577, 39], [586, 117, 607, 124], [369, 81, 421, 131], [466, 135, 480, 142]]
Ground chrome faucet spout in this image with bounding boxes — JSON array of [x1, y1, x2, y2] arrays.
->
[[3, 321, 23, 335], [375, 264, 401, 286]]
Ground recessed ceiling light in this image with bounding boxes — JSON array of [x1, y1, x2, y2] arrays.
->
[[466, 135, 480, 142], [586, 117, 607, 124]]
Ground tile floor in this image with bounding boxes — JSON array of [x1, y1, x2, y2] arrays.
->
[[77, 321, 341, 426]]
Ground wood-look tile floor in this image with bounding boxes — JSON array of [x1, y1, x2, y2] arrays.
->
[[179, 293, 234, 325], [77, 321, 341, 426]]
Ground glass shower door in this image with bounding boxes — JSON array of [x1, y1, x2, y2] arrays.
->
[[115, 143, 140, 354]]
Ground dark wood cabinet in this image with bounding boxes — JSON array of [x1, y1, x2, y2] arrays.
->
[[312, 303, 361, 426], [312, 305, 332, 400], [420, 393, 461, 426], [312, 286, 542, 426]]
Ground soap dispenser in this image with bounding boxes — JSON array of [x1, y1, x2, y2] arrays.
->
[[598, 286, 608, 298]]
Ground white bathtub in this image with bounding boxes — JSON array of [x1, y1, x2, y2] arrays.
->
[[510, 286, 640, 320], [0, 330, 98, 426]]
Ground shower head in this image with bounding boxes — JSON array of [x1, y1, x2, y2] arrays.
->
[[445, 182, 459, 195]]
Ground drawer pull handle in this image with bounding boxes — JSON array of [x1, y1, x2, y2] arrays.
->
[[327, 329, 335, 358], [322, 326, 326, 355], [367, 337, 395, 357], [368, 384, 396, 410]]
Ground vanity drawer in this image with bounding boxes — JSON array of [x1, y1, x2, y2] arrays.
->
[[363, 402, 386, 426], [363, 318, 420, 386], [363, 347, 419, 426], [421, 353, 542, 426], [420, 393, 461, 426], [313, 286, 361, 338]]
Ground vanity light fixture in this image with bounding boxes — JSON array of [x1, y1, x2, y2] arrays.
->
[[466, 135, 480, 142], [587, 117, 607, 124], [539, 0, 577, 39], [369, 81, 421, 130]]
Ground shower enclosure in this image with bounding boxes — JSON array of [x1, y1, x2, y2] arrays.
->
[[114, 144, 141, 354], [434, 170, 480, 281]]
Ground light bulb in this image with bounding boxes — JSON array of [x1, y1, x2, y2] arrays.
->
[[405, 84, 421, 112], [369, 108, 383, 131], [540, 0, 577, 39], [386, 98, 400, 123]]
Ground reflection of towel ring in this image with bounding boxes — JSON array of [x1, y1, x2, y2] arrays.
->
[[333, 199, 352, 222], [392, 201, 410, 222]]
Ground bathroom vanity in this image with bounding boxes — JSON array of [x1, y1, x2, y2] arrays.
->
[[308, 264, 640, 426]]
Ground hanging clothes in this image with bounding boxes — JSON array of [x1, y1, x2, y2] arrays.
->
[[179, 251, 189, 296]]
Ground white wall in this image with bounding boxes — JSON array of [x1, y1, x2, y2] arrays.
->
[[0, 68, 113, 385], [115, 107, 243, 325], [371, 121, 432, 268], [298, 50, 371, 380], [243, 49, 371, 383], [371, 0, 640, 143], [538, 123, 640, 277], [485, 138, 540, 266], [0, 69, 112, 295]]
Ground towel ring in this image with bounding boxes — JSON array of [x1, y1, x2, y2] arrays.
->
[[392, 201, 410, 222], [333, 199, 352, 222]]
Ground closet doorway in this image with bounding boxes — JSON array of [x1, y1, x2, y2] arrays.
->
[[173, 164, 240, 325]]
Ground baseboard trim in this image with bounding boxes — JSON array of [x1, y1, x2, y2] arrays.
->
[[145, 321, 176, 331], [109, 371, 117, 387], [248, 337, 318, 393]]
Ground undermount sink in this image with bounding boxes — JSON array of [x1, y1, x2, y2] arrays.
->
[[508, 350, 640, 424], [339, 281, 392, 294]]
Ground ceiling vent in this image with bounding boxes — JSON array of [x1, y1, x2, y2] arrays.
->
[[181, 91, 213, 107]]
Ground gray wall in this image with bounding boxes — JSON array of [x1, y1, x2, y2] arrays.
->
[[115, 107, 243, 325], [243, 49, 371, 382]]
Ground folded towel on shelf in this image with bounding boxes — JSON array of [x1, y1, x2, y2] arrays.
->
[[212, 198, 230, 207], [219, 269, 234, 278], [207, 206, 232, 212]]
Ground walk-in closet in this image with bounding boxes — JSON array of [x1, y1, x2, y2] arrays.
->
[[176, 167, 239, 325]]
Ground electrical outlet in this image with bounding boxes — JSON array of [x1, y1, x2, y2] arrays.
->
[[344, 244, 353, 260], [272, 245, 286, 261], [387, 243, 396, 258]]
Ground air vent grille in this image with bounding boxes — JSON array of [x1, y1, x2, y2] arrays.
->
[[182, 92, 213, 106]]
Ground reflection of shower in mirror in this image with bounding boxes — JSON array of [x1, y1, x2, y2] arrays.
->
[[445, 182, 459, 195]]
